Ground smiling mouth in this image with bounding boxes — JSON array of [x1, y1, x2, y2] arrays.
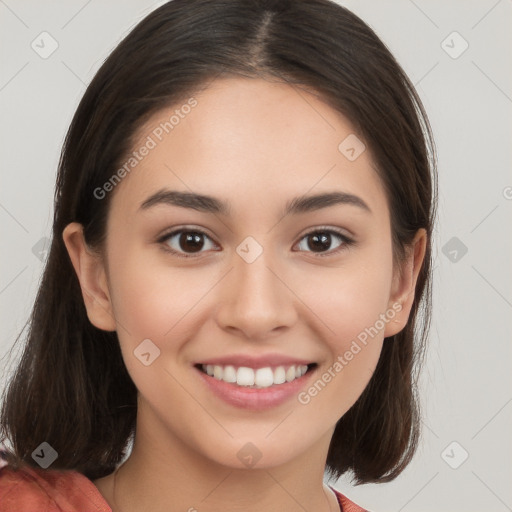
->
[[195, 363, 317, 389]]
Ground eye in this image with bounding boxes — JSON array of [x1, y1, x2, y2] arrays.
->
[[159, 228, 218, 258], [294, 228, 354, 257], [158, 226, 354, 259]]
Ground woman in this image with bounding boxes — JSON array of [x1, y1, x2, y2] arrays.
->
[[0, 0, 437, 510]]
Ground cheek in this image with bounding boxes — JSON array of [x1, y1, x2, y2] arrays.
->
[[294, 256, 392, 410], [297, 283, 388, 421], [300, 258, 393, 347], [109, 264, 173, 339], [107, 248, 218, 354], [107, 254, 208, 407]]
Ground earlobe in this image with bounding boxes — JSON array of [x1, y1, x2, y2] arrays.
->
[[384, 228, 427, 337], [62, 222, 117, 332]]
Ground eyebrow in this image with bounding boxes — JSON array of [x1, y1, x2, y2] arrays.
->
[[139, 189, 372, 216]]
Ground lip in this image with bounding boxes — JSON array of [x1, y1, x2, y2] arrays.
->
[[194, 363, 317, 411], [195, 353, 314, 369]]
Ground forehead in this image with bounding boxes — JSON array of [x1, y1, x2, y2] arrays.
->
[[111, 77, 388, 220]]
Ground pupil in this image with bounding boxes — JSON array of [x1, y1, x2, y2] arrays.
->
[[177, 232, 332, 254], [309, 232, 330, 252], [180, 232, 204, 252]]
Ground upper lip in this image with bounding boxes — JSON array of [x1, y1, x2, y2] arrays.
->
[[195, 353, 315, 369]]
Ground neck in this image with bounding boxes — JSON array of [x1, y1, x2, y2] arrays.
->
[[99, 407, 339, 512]]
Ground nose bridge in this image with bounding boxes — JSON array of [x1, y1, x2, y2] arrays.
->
[[234, 237, 282, 312], [237, 245, 276, 298], [215, 236, 296, 337]]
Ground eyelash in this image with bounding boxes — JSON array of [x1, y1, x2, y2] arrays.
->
[[157, 226, 355, 259]]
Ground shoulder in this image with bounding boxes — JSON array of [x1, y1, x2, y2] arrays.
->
[[0, 463, 111, 512], [330, 486, 371, 512]]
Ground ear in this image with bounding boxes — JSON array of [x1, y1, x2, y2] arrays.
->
[[62, 222, 116, 331], [384, 228, 427, 337]]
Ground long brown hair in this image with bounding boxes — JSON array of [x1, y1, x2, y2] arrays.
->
[[0, 0, 437, 484]]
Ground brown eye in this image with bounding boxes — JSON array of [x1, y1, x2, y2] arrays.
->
[[161, 229, 217, 257], [295, 229, 354, 256], [177, 232, 205, 252], [159, 227, 354, 259]]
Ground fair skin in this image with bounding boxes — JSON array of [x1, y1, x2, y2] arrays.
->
[[63, 77, 426, 512]]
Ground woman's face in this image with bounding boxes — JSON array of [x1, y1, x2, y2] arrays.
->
[[70, 77, 421, 470]]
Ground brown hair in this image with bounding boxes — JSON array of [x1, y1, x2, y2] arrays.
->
[[0, 0, 437, 484]]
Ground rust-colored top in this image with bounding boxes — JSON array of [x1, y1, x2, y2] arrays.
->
[[0, 464, 368, 511]]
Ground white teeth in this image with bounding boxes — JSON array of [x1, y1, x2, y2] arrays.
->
[[273, 366, 286, 384], [285, 366, 296, 382], [201, 363, 311, 388], [236, 367, 254, 386], [254, 367, 274, 388], [213, 365, 223, 379], [223, 365, 237, 383]]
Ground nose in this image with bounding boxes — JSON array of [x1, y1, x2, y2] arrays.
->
[[215, 246, 298, 341]]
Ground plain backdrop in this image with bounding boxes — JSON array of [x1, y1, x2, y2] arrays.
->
[[1, 1, 511, 511]]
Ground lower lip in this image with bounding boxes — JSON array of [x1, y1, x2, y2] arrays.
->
[[195, 366, 316, 411]]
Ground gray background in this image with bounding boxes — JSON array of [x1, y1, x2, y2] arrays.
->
[[1, 1, 511, 511]]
